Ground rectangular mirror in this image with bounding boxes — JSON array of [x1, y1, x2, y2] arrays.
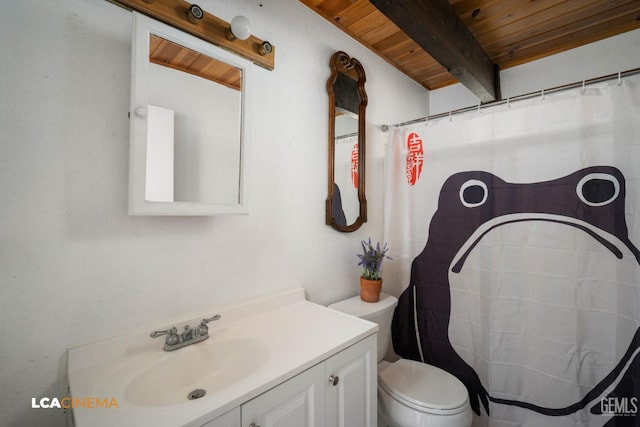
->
[[129, 12, 248, 215]]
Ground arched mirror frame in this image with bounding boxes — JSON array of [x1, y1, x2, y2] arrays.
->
[[326, 51, 368, 232]]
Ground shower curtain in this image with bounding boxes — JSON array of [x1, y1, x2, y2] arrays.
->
[[335, 135, 360, 225], [384, 77, 640, 427]]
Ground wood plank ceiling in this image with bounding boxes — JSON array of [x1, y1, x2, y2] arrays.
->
[[149, 34, 242, 91], [301, 0, 640, 100]]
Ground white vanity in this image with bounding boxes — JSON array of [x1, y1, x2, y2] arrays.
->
[[67, 289, 377, 427]]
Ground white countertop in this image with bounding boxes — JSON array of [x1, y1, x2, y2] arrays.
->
[[67, 288, 377, 427]]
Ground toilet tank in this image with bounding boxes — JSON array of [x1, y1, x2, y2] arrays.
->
[[328, 293, 398, 362]]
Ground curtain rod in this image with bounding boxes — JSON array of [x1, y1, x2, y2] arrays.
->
[[381, 67, 640, 131], [335, 131, 359, 141]]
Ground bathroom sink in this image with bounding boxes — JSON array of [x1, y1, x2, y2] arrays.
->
[[101, 338, 269, 407], [67, 288, 378, 427]]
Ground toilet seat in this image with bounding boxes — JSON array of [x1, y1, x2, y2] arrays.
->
[[378, 359, 469, 416]]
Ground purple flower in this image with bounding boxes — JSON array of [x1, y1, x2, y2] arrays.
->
[[357, 238, 393, 280]]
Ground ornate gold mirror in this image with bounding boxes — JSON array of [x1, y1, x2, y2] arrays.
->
[[326, 51, 367, 232]]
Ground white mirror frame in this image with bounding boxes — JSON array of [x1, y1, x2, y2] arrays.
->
[[129, 12, 249, 215]]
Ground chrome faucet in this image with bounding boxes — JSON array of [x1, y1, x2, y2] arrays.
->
[[150, 314, 221, 351]]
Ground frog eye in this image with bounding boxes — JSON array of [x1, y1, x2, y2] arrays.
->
[[577, 173, 619, 207], [460, 180, 488, 208]]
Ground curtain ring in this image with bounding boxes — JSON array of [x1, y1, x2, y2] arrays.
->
[[618, 71, 623, 86], [581, 80, 586, 95]]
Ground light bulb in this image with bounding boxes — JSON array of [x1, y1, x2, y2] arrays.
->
[[229, 16, 251, 41]]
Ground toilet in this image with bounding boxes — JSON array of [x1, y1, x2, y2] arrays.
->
[[329, 293, 472, 427]]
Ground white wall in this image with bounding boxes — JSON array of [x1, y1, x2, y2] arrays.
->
[[0, 1, 426, 426], [429, 28, 640, 115]]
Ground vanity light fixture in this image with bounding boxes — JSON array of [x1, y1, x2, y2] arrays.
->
[[108, 0, 275, 70], [227, 15, 252, 41]]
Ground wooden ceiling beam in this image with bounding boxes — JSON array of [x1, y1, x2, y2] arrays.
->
[[370, 0, 499, 102]]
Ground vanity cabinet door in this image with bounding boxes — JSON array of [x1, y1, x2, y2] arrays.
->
[[324, 334, 377, 427], [201, 406, 240, 427], [242, 363, 325, 427]]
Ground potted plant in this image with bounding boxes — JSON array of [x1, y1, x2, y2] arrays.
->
[[357, 238, 392, 302]]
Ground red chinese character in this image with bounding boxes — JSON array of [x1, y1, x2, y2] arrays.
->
[[351, 143, 359, 188], [406, 132, 424, 186]]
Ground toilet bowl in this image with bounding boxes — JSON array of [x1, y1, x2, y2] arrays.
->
[[378, 358, 472, 427], [329, 293, 472, 427]]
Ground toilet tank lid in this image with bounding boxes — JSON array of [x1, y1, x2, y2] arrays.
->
[[328, 292, 398, 318]]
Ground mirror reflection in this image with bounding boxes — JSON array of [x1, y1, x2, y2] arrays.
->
[[326, 51, 367, 232], [146, 35, 242, 204], [333, 112, 359, 225]]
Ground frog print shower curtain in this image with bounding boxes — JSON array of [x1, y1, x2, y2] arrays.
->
[[383, 77, 640, 427]]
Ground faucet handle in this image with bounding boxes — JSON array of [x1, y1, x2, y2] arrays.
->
[[151, 327, 179, 347], [197, 314, 221, 335], [150, 326, 178, 338], [202, 314, 221, 324]]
